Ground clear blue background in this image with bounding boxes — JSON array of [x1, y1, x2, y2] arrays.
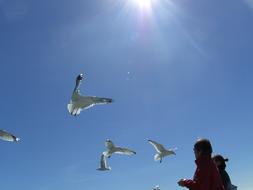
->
[[0, 0, 252, 189]]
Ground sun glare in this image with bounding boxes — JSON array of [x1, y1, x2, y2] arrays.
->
[[130, 0, 156, 10], [138, 0, 151, 8]]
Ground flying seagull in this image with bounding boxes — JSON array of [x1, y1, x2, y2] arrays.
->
[[148, 139, 176, 163], [0, 129, 20, 142], [153, 185, 160, 190], [67, 74, 113, 116], [103, 139, 136, 158], [97, 154, 111, 171]]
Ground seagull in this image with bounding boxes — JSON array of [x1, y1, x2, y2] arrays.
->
[[103, 139, 136, 158], [67, 74, 113, 116], [97, 154, 111, 171], [0, 129, 20, 142], [153, 185, 160, 190], [148, 139, 176, 163]]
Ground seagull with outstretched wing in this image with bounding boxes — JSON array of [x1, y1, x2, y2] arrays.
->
[[148, 139, 176, 163], [97, 154, 111, 171], [103, 139, 136, 158], [67, 74, 113, 116], [0, 129, 20, 142]]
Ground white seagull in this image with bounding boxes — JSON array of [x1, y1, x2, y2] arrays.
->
[[153, 185, 160, 190], [97, 154, 111, 171], [103, 139, 136, 158], [0, 129, 20, 142], [67, 74, 113, 116], [148, 139, 176, 163]]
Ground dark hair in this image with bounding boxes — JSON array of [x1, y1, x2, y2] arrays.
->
[[213, 154, 229, 170], [194, 138, 213, 156]]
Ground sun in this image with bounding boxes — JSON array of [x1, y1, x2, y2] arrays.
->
[[130, 0, 156, 9], [137, 0, 152, 7]]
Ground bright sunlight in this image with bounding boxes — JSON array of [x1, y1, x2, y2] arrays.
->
[[129, 0, 157, 10]]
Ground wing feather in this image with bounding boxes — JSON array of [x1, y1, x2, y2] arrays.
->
[[114, 147, 136, 155], [148, 140, 166, 153]]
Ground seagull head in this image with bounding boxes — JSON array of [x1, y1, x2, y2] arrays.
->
[[76, 74, 84, 81], [13, 136, 20, 142], [171, 147, 178, 155], [106, 139, 112, 143]]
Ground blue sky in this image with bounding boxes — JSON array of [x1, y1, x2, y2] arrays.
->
[[0, 0, 253, 189]]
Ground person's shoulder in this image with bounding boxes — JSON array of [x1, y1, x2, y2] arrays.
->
[[220, 169, 231, 184], [221, 170, 230, 177]]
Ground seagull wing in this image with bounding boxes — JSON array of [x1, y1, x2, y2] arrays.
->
[[72, 95, 112, 110], [148, 140, 166, 153], [73, 74, 83, 94], [114, 147, 136, 155], [97, 154, 111, 171], [90, 96, 113, 105], [0, 129, 19, 142], [100, 154, 107, 169]]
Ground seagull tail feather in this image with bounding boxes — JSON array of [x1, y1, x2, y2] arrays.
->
[[67, 104, 73, 114], [154, 154, 161, 161]]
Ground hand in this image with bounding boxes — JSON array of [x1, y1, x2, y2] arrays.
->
[[177, 179, 186, 187]]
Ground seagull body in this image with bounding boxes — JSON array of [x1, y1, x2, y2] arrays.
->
[[67, 74, 113, 116], [153, 185, 160, 190], [0, 129, 20, 142], [103, 139, 136, 158], [148, 139, 176, 163], [97, 154, 111, 171]]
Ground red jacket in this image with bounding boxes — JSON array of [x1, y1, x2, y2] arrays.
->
[[182, 155, 225, 190]]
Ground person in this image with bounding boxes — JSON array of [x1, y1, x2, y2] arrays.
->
[[177, 138, 225, 190], [213, 155, 233, 190]]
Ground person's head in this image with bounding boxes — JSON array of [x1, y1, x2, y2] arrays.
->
[[193, 138, 212, 159], [213, 154, 228, 170]]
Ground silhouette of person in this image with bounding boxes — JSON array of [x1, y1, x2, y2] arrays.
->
[[213, 154, 233, 190], [178, 138, 225, 190]]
